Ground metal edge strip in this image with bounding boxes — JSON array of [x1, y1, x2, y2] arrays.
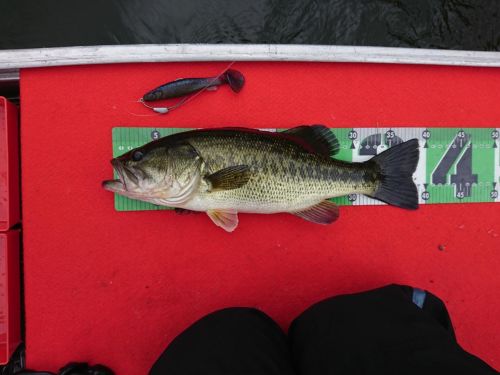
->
[[0, 69, 20, 82], [1, 44, 500, 71]]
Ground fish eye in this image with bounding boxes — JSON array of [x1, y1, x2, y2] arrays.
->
[[132, 150, 144, 162]]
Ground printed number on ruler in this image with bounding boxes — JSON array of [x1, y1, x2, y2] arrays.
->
[[431, 130, 476, 199]]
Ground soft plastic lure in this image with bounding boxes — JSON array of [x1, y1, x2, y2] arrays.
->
[[142, 69, 245, 102]]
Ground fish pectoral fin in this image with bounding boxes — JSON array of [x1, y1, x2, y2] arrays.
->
[[207, 209, 239, 232], [205, 165, 251, 192], [283, 125, 340, 157], [292, 200, 339, 224]]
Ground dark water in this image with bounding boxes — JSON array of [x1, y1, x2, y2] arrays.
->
[[1, 0, 499, 51]]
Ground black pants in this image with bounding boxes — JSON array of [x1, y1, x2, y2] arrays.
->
[[149, 285, 497, 375]]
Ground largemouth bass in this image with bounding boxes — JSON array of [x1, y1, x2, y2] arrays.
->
[[102, 126, 419, 232]]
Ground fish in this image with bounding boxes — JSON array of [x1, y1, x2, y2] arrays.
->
[[142, 69, 245, 101], [102, 126, 420, 232]]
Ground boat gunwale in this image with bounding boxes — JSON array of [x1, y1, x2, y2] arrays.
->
[[1, 44, 500, 75]]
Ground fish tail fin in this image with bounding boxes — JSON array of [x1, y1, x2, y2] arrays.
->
[[369, 139, 420, 209], [223, 69, 245, 93]]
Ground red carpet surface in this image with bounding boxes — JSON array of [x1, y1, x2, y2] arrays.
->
[[20, 62, 499, 374]]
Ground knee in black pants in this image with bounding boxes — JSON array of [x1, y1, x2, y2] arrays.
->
[[289, 284, 496, 375], [150, 307, 294, 375]]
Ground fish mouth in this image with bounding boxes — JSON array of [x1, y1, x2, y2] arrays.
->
[[102, 179, 126, 193], [102, 159, 138, 193]]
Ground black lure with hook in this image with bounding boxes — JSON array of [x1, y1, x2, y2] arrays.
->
[[142, 69, 245, 102]]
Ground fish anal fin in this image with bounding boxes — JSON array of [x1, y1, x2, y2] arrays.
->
[[206, 165, 251, 192], [207, 210, 239, 232], [283, 125, 340, 157], [292, 200, 339, 224]]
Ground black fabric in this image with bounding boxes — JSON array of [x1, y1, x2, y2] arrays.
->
[[149, 307, 295, 375], [290, 284, 496, 375], [11, 362, 114, 375], [150, 285, 498, 375]]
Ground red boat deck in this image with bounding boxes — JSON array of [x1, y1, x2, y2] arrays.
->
[[20, 62, 500, 374]]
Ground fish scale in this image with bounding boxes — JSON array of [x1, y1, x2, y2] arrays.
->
[[176, 130, 375, 213]]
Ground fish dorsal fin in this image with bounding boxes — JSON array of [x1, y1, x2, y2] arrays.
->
[[205, 165, 251, 192], [292, 200, 339, 224], [207, 210, 239, 232], [283, 125, 340, 157]]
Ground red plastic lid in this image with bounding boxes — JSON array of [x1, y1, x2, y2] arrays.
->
[[0, 102, 6, 226], [0, 234, 7, 363], [0, 230, 21, 365], [0, 97, 20, 231]]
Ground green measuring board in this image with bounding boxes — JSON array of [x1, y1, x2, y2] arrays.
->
[[111, 127, 500, 211]]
